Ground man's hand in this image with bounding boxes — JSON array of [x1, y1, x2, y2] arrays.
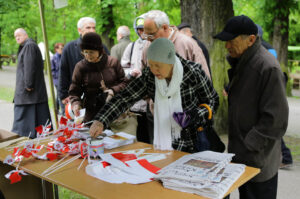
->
[[89, 120, 104, 138], [62, 97, 70, 105], [222, 89, 228, 97], [72, 104, 82, 117]]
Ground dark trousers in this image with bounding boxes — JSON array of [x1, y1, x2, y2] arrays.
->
[[12, 102, 52, 138], [281, 138, 293, 164], [238, 173, 278, 199], [145, 104, 154, 144], [132, 111, 150, 143], [55, 85, 65, 115]]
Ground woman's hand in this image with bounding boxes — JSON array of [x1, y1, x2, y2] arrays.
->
[[62, 97, 70, 105], [130, 69, 141, 77], [89, 120, 104, 138], [72, 104, 82, 117], [104, 89, 114, 102]]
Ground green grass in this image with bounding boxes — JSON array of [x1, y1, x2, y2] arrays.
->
[[59, 187, 88, 199], [0, 86, 14, 102], [0, 86, 55, 110]]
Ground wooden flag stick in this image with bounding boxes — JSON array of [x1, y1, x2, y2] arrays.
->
[[44, 154, 81, 177], [41, 154, 70, 175]]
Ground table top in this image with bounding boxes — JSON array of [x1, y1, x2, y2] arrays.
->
[[0, 141, 260, 199]]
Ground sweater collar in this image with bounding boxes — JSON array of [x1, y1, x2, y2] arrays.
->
[[119, 36, 131, 43], [83, 53, 108, 71]]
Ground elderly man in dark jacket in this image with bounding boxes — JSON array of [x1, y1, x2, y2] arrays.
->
[[214, 15, 288, 199], [58, 17, 110, 111], [12, 28, 52, 138]]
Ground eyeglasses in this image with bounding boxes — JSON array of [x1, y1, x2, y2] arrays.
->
[[142, 28, 160, 40]]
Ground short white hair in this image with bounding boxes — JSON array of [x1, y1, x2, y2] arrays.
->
[[144, 10, 170, 28], [77, 17, 96, 29], [14, 28, 27, 36], [117, 26, 130, 37]]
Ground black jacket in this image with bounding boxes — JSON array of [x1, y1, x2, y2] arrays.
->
[[192, 35, 210, 74], [14, 38, 48, 105], [227, 38, 288, 182]]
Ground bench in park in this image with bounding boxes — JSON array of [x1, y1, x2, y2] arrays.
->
[[290, 72, 300, 89]]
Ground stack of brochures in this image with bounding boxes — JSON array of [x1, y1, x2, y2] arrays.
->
[[155, 151, 245, 199], [102, 131, 136, 149], [77, 129, 136, 149]]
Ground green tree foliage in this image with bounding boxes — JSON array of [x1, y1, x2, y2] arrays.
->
[[0, 0, 181, 55], [233, 0, 300, 49]]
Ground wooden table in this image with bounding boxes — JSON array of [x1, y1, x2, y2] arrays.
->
[[0, 141, 260, 199]]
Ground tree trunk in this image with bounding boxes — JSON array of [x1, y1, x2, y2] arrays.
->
[[0, 27, 2, 70], [99, 4, 115, 51], [181, 0, 234, 134], [272, 0, 289, 67], [271, 0, 291, 95]]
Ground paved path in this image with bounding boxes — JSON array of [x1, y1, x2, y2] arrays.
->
[[0, 65, 300, 199]]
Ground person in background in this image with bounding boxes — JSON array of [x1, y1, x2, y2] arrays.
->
[[214, 15, 288, 199], [256, 24, 293, 169], [256, 24, 277, 57], [12, 28, 52, 138], [58, 17, 110, 111], [89, 38, 219, 153], [51, 42, 64, 115], [120, 15, 149, 142], [177, 22, 211, 76], [68, 32, 127, 123], [111, 26, 131, 61]]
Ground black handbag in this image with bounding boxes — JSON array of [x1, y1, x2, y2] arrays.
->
[[196, 104, 225, 153], [95, 90, 108, 109]]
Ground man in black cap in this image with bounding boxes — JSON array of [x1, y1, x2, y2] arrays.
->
[[177, 22, 211, 76], [214, 15, 288, 199]]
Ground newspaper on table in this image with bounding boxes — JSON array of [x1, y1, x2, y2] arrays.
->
[[155, 151, 245, 199]]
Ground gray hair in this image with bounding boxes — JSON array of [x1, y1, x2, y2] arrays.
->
[[117, 26, 130, 37], [240, 34, 257, 40], [144, 10, 170, 28], [77, 17, 96, 29], [14, 28, 27, 36]]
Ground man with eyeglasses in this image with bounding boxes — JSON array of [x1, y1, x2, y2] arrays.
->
[[141, 10, 210, 79], [58, 17, 110, 111]]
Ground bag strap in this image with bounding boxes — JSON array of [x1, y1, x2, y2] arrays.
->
[[197, 104, 212, 131], [129, 41, 135, 64], [199, 104, 212, 120]]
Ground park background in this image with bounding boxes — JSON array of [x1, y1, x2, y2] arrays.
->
[[0, 0, 300, 198]]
